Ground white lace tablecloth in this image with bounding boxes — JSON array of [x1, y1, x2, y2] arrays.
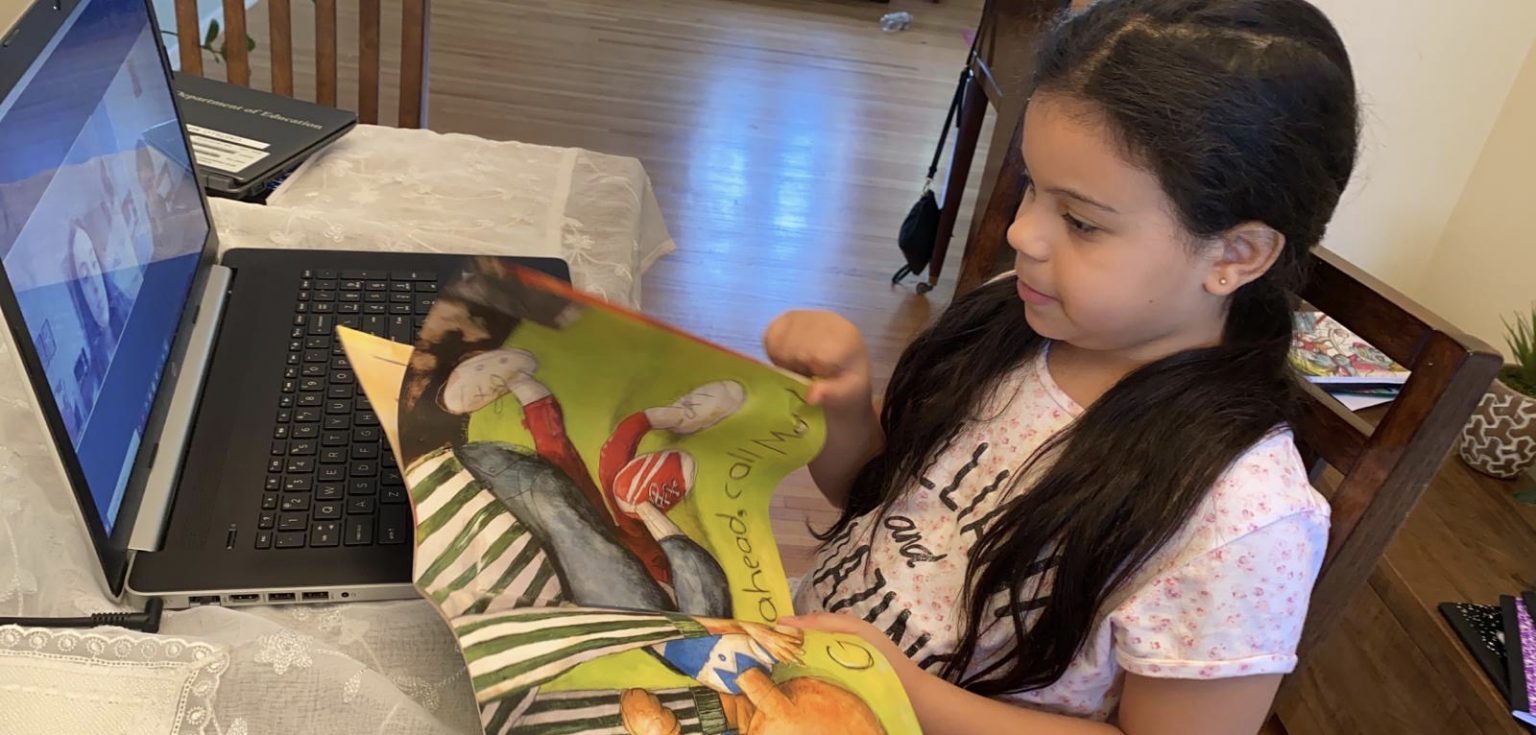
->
[[0, 127, 676, 734]]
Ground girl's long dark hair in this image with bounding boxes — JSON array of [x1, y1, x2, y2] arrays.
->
[[825, 0, 1359, 695]]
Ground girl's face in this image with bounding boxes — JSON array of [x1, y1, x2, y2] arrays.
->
[[1007, 93, 1225, 356], [70, 226, 110, 329]]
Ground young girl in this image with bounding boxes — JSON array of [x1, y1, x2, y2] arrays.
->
[[764, 1, 1359, 732]]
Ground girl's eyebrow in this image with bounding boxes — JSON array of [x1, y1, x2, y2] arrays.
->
[[1047, 187, 1119, 214]]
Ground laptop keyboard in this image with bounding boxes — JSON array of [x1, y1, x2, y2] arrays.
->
[[254, 268, 438, 551]]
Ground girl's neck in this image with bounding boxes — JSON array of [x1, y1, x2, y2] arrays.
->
[[1047, 326, 1223, 407]]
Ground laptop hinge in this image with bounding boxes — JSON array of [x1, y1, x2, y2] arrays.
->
[[127, 265, 232, 552]]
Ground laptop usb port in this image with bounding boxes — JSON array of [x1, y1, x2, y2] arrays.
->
[[302, 591, 330, 601], [267, 592, 295, 602], [228, 594, 260, 603], [188, 595, 220, 605]]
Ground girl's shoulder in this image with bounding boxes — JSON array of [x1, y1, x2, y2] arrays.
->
[[1190, 429, 1330, 550]]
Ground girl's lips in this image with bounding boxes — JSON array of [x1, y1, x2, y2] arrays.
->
[[1016, 278, 1058, 306]]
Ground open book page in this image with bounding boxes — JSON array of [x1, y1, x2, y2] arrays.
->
[[339, 256, 918, 735]]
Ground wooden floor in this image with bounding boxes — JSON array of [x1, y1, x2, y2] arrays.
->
[[230, 0, 993, 572]]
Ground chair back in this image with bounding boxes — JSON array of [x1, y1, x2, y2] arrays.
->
[[171, 0, 430, 128]]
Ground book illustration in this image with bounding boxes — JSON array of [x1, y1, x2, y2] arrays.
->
[[1439, 602, 1508, 696], [1290, 311, 1409, 385], [1501, 594, 1536, 728], [340, 257, 918, 734]]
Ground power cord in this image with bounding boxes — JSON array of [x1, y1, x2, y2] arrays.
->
[[0, 597, 165, 633]]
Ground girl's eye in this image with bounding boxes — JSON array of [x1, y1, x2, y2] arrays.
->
[[1063, 212, 1097, 234]]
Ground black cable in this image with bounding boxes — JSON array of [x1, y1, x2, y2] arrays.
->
[[0, 598, 165, 634]]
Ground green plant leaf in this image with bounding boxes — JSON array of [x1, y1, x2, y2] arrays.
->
[[246, 35, 256, 52], [205, 19, 220, 45], [1504, 307, 1536, 387]]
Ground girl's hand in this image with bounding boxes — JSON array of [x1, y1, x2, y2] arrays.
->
[[763, 310, 872, 415], [780, 612, 907, 670]]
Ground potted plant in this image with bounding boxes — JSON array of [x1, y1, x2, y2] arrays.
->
[[1460, 308, 1536, 479]]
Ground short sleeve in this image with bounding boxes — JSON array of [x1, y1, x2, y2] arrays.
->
[[1109, 509, 1328, 679]]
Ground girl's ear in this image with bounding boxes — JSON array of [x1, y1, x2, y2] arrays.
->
[[1206, 222, 1284, 296]]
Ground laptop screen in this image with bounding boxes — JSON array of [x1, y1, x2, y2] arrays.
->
[[0, 0, 206, 532]]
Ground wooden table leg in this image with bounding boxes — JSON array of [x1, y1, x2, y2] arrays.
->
[[924, 65, 987, 293]]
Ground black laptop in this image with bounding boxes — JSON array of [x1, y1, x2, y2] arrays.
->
[[174, 72, 356, 201], [0, 0, 568, 607]]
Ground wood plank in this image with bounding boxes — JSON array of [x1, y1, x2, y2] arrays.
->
[[398, 0, 430, 128], [173, 0, 202, 76], [267, 0, 293, 96], [221, 0, 250, 86], [314, 0, 338, 106], [358, 0, 381, 124]]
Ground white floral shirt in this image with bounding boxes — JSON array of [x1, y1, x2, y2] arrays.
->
[[794, 346, 1330, 719]]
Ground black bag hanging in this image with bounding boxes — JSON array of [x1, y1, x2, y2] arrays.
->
[[893, 65, 971, 289]]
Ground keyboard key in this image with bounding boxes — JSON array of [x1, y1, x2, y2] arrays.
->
[[304, 336, 331, 350], [347, 497, 375, 515], [315, 279, 337, 291], [364, 291, 387, 303], [258, 512, 276, 529], [356, 411, 379, 427], [313, 291, 337, 304], [255, 530, 273, 549], [343, 269, 388, 280], [278, 512, 307, 531], [390, 291, 412, 303], [390, 282, 413, 293], [307, 313, 334, 336], [325, 399, 352, 415], [279, 394, 297, 408], [316, 483, 345, 501], [267, 458, 284, 473], [314, 501, 343, 521], [381, 451, 397, 468], [365, 280, 388, 291], [265, 475, 283, 491], [323, 415, 350, 430], [311, 522, 340, 547], [344, 517, 373, 546], [320, 448, 347, 464], [331, 342, 347, 357], [273, 425, 290, 440], [340, 279, 363, 291], [276, 408, 293, 423], [281, 495, 311, 512], [363, 303, 387, 315], [334, 356, 352, 370], [284, 367, 300, 380], [321, 431, 349, 447], [351, 461, 378, 477], [270, 441, 287, 456], [327, 385, 352, 399], [295, 303, 309, 314], [389, 315, 411, 342], [301, 364, 325, 378], [312, 302, 334, 314], [289, 440, 317, 456], [285, 354, 301, 367], [285, 457, 316, 474], [389, 303, 411, 315], [380, 468, 404, 487], [298, 378, 323, 392], [296, 290, 311, 302], [415, 299, 436, 315], [362, 315, 387, 337], [262, 492, 280, 510], [275, 531, 306, 549], [352, 443, 379, 460], [413, 282, 438, 292], [318, 466, 345, 483], [294, 408, 322, 423], [337, 315, 361, 330], [348, 479, 376, 496], [293, 424, 319, 440], [331, 370, 354, 385], [394, 270, 436, 282], [356, 394, 372, 411], [302, 350, 329, 364], [378, 508, 409, 544], [293, 314, 306, 327], [283, 476, 313, 492], [316, 269, 338, 280], [352, 426, 380, 443], [381, 486, 408, 504], [298, 393, 323, 408], [337, 302, 361, 314]]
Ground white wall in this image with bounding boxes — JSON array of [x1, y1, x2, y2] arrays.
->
[[1310, 0, 1536, 293], [1416, 41, 1536, 357]]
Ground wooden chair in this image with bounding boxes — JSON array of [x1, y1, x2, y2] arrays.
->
[[171, 0, 430, 128], [959, 116, 1504, 730]]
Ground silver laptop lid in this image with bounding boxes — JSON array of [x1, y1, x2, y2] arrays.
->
[[0, 0, 218, 594]]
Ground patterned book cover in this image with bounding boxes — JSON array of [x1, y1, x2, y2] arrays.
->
[[341, 256, 919, 735], [1290, 311, 1410, 385], [1439, 602, 1508, 697], [1501, 594, 1536, 728]]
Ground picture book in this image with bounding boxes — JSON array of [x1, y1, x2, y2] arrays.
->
[[1439, 601, 1508, 697], [340, 256, 919, 735], [1290, 311, 1409, 386], [1501, 593, 1536, 729]]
